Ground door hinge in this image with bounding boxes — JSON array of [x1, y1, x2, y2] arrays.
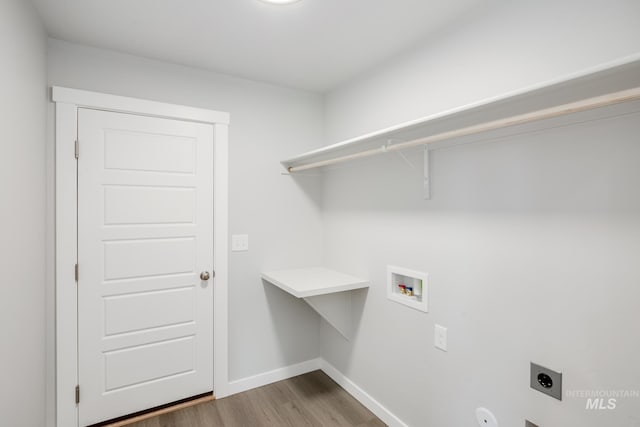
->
[[74, 264, 79, 282], [74, 140, 79, 159], [75, 385, 80, 404]]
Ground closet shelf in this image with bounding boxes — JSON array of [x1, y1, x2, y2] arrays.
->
[[262, 267, 369, 340], [281, 55, 640, 174]]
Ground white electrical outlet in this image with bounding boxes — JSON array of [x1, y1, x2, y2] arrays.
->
[[231, 234, 249, 252], [434, 324, 447, 351]]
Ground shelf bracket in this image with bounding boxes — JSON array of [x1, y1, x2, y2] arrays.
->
[[424, 146, 431, 200], [303, 292, 352, 340], [261, 268, 368, 342]]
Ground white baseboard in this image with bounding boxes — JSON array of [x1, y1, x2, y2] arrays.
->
[[226, 357, 322, 396], [224, 357, 407, 427], [320, 359, 409, 427]]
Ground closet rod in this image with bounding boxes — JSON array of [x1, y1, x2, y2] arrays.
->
[[288, 86, 640, 173]]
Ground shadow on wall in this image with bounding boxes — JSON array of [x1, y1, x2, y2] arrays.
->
[[261, 279, 320, 364], [262, 278, 369, 365], [317, 103, 640, 216], [281, 167, 324, 210]]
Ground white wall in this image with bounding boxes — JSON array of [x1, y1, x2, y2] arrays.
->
[[45, 39, 325, 423], [0, 1, 47, 427], [321, 1, 640, 426], [326, 0, 640, 142]]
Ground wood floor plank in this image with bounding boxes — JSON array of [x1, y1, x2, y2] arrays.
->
[[276, 400, 323, 427], [126, 371, 386, 427], [305, 372, 377, 425], [248, 386, 294, 426], [102, 394, 215, 427], [219, 390, 273, 427], [126, 419, 159, 427], [355, 419, 388, 427], [286, 371, 365, 427], [193, 401, 224, 426]]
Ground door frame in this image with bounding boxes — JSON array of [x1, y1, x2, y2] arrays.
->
[[53, 87, 230, 427]]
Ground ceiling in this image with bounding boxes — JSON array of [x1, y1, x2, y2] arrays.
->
[[33, 0, 486, 92]]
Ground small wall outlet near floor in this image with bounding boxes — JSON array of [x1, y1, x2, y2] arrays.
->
[[434, 324, 447, 352], [231, 234, 249, 251]]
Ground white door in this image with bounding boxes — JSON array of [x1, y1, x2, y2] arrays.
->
[[77, 108, 214, 426]]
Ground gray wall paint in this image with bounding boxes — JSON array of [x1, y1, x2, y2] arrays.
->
[[326, 0, 640, 143], [321, 1, 640, 426], [45, 39, 325, 423], [0, 1, 47, 427]]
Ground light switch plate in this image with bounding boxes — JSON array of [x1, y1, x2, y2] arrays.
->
[[434, 324, 447, 351], [231, 234, 249, 252], [525, 421, 539, 427]]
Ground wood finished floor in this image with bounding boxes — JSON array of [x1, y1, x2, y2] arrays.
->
[[127, 370, 386, 427]]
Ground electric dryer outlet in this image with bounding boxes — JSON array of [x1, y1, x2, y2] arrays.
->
[[530, 362, 562, 400]]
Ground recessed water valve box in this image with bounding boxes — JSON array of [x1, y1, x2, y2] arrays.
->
[[530, 362, 562, 400], [387, 265, 428, 312]]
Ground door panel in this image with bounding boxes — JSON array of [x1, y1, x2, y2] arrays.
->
[[104, 336, 195, 391], [77, 108, 214, 426], [103, 237, 196, 280], [103, 286, 195, 335], [103, 186, 195, 225], [103, 128, 196, 173]]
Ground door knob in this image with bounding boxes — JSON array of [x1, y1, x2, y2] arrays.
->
[[200, 271, 211, 281]]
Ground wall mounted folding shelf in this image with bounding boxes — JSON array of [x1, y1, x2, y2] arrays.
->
[[262, 267, 369, 339]]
